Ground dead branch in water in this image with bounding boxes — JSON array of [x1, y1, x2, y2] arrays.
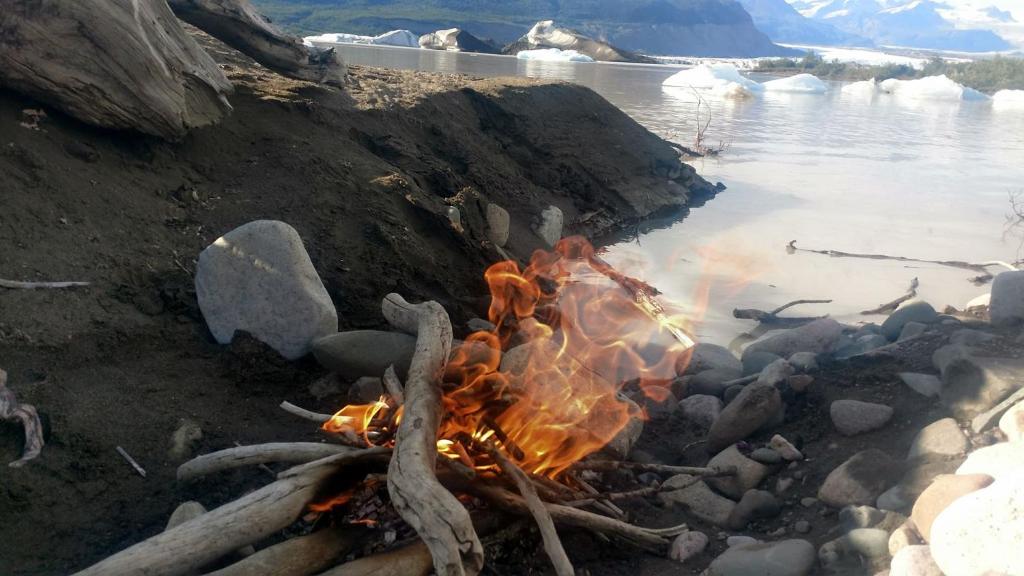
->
[[734, 299, 833, 326], [487, 443, 574, 576], [381, 294, 484, 576], [0, 278, 90, 289], [861, 277, 919, 315], [0, 368, 45, 468], [787, 240, 1019, 279]]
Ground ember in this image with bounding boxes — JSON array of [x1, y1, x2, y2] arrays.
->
[[322, 237, 696, 477]]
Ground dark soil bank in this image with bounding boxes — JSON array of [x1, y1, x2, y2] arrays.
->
[[0, 38, 716, 574]]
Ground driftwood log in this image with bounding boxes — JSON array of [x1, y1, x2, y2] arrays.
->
[[381, 294, 485, 576], [319, 542, 433, 576], [167, 0, 345, 86], [0, 368, 45, 467], [176, 442, 355, 482], [0, 0, 234, 140], [204, 526, 358, 576]]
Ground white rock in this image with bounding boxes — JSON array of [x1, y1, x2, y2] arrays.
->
[[830, 400, 894, 436], [991, 270, 1024, 327], [907, 418, 969, 460], [533, 205, 563, 246], [930, 472, 1024, 576], [956, 442, 1024, 480], [1000, 401, 1024, 441], [890, 546, 943, 576], [898, 373, 942, 398], [195, 220, 337, 360], [669, 530, 709, 563], [769, 434, 803, 461]]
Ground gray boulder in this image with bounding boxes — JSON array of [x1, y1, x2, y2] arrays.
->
[[788, 352, 819, 373], [742, 351, 783, 376], [707, 383, 782, 452], [707, 539, 816, 576], [907, 418, 968, 459], [727, 489, 780, 529], [830, 400, 894, 436], [743, 318, 843, 360], [819, 449, 900, 508], [757, 359, 794, 386], [941, 356, 1024, 419], [678, 394, 723, 430], [899, 373, 942, 398], [834, 334, 889, 359], [196, 220, 337, 360], [898, 321, 928, 341], [680, 343, 742, 375], [313, 331, 415, 380], [881, 301, 937, 341], [687, 368, 742, 397], [989, 270, 1024, 326]]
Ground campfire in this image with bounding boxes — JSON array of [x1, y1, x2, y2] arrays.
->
[[75, 237, 734, 576]]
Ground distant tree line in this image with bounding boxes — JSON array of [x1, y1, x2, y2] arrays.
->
[[755, 52, 1024, 94]]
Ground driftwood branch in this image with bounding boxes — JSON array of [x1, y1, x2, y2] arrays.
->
[[204, 527, 358, 576], [0, 279, 89, 289], [279, 401, 332, 423], [861, 277, 919, 315], [177, 442, 354, 482], [72, 462, 338, 576], [734, 299, 832, 326], [488, 444, 573, 576], [382, 294, 484, 576], [318, 542, 433, 576], [167, 0, 345, 86], [788, 240, 1019, 277], [382, 365, 405, 407], [0, 368, 45, 468]]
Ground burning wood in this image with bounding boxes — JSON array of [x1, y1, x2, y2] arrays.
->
[[77, 239, 722, 575]]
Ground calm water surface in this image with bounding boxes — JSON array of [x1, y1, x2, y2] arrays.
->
[[334, 44, 1024, 344]]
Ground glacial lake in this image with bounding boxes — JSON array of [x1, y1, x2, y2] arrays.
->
[[332, 44, 1024, 346]]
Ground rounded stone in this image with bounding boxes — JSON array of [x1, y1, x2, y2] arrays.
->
[[888, 520, 923, 556], [727, 489, 781, 529], [708, 539, 816, 576], [830, 400, 894, 436], [907, 418, 969, 460], [819, 449, 900, 508], [930, 473, 1024, 575], [678, 394, 723, 430], [750, 447, 783, 465], [890, 546, 943, 576], [669, 530, 709, 563], [707, 383, 783, 452], [989, 270, 1024, 327], [911, 473, 994, 541], [485, 203, 510, 247], [881, 301, 937, 341], [955, 442, 1024, 481]]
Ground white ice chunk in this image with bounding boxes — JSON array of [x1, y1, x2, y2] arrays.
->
[[516, 48, 595, 62], [303, 30, 420, 48], [841, 78, 879, 98], [879, 75, 990, 101], [762, 73, 828, 94], [662, 64, 762, 93]]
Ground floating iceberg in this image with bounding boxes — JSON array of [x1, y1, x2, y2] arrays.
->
[[303, 30, 420, 48], [993, 89, 1024, 108], [516, 48, 595, 62], [841, 79, 879, 98], [662, 64, 762, 95], [762, 74, 828, 94], [879, 75, 988, 101]]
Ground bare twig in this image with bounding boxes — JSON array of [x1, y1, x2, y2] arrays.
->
[[0, 368, 45, 467], [861, 277, 919, 315], [0, 278, 89, 289], [178, 442, 356, 482], [279, 401, 332, 424], [734, 299, 832, 325], [487, 443, 574, 576], [116, 446, 147, 478]]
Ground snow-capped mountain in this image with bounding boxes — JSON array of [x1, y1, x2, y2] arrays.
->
[[786, 0, 1018, 50], [737, 0, 874, 45]]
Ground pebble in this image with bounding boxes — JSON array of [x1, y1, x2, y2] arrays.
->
[[898, 373, 942, 398], [308, 373, 345, 400], [466, 317, 496, 333], [485, 203, 510, 247], [907, 418, 969, 459], [794, 520, 811, 534], [727, 535, 759, 548], [786, 374, 814, 393], [532, 205, 563, 246], [195, 220, 338, 360], [788, 352, 819, 373], [898, 321, 928, 341], [727, 490, 781, 529], [830, 399, 894, 436], [844, 528, 891, 559], [955, 442, 1024, 481], [776, 477, 794, 494], [743, 318, 844, 359], [834, 334, 889, 359], [708, 539, 816, 576], [888, 519, 923, 556], [706, 383, 783, 452], [168, 419, 203, 461], [166, 501, 207, 530], [769, 435, 803, 461], [757, 359, 794, 387], [659, 475, 736, 527], [680, 343, 743, 375], [890, 546, 943, 576], [687, 369, 741, 397], [678, 394, 723, 430], [999, 400, 1024, 441], [818, 449, 900, 508], [348, 376, 384, 404], [742, 351, 783, 376], [877, 484, 913, 511], [839, 505, 885, 532], [800, 497, 818, 508], [911, 473, 994, 541], [988, 269, 1024, 326], [707, 445, 770, 499], [930, 472, 1024, 576], [669, 530, 708, 563], [881, 301, 937, 341], [750, 447, 783, 465]]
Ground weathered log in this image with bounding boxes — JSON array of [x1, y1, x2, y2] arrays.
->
[[0, 0, 233, 140], [167, 0, 345, 86], [382, 294, 485, 576], [0, 368, 45, 468], [204, 527, 357, 576], [318, 542, 433, 576], [177, 442, 354, 482], [72, 462, 336, 576]]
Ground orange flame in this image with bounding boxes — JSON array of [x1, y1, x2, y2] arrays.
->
[[322, 236, 695, 478]]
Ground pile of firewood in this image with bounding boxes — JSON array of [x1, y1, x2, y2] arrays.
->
[[72, 294, 732, 576]]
